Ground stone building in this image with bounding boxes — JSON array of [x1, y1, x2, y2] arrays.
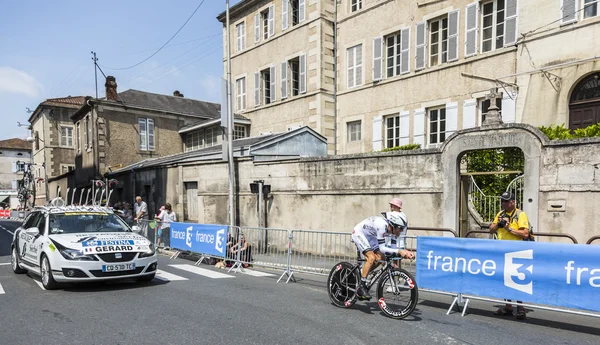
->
[[219, 0, 600, 154], [0, 138, 31, 208]]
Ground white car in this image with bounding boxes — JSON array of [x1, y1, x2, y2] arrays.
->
[[10, 206, 157, 289]]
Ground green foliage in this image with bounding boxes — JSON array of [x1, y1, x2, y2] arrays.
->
[[461, 148, 524, 221], [538, 123, 600, 140], [380, 143, 421, 152]]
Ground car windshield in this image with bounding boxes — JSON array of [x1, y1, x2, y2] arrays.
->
[[48, 212, 130, 234]]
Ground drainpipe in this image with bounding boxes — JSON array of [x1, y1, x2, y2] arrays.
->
[[333, 0, 338, 155]]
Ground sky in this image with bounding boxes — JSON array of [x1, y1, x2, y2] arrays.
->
[[0, 0, 242, 141]]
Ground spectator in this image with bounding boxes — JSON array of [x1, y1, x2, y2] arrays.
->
[[490, 191, 531, 320], [156, 203, 176, 248], [389, 198, 403, 212], [230, 233, 251, 268], [134, 196, 149, 237]]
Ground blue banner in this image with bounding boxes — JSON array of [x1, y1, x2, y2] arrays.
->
[[169, 222, 228, 257], [417, 237, 600, 312]]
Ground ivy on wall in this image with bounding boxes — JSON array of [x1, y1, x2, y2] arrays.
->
[[539, 123, 600, 140]]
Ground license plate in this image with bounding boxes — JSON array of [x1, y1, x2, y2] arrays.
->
[[102, 263, 136, 272]]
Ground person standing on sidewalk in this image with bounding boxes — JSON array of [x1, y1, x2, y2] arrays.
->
[[489, 191, 531, 320], [134, 196, 149, 237], [156, 203, 176, 248]]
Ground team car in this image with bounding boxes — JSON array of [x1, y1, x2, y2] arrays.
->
[[10, 205, 157, 289]]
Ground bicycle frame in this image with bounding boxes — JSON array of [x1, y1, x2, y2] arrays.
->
[[353, 256, 403, 292]]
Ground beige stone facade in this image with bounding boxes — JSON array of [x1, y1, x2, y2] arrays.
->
[[220, 0, 600, 154]]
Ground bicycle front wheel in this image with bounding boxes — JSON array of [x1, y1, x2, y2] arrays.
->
[[327, 262, 359, 308], [376, 268, 418, 319]]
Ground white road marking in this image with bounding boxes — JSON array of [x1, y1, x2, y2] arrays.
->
[[0, 263, 11, 266], [0, 283, 5, 294], [238, 269, 274, 277], [33, 279, 46, 290], [169, 264, 234, 279], [155, 269, 188, 281]]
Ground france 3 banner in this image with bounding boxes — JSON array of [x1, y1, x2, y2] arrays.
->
[[170, 222, 228, 257], [416, 237, 600, 312]]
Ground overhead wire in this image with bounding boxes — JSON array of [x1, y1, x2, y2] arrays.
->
[[99, 0, 207, 71], [121, 32, 222, 57]]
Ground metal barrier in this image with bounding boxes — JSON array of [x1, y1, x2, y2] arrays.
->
[[465, 230, 578, 244], [586, 235, 600, 245], [408, 226, 458, 238]]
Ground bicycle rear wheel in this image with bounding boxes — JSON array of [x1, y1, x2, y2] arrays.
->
[[376, 268, 418, 319], [327, 262, 359, 308]]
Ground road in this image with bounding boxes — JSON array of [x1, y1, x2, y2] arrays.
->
[[0, 220, 598, 345]]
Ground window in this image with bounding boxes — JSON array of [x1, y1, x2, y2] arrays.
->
[[76, 122, 81, 153], [428, 107, 446, 145], [61, 165, 75, 174], [481, 0, 505, 53], [584, 0, 599, 19], [347, 45, 362, 88], [236, 77, 246, 111], [284, 0, 305, 28], [385, 33, 402, 78], [261, 68, 275, 104], [205, 127, 218, 147], [236, 22, 245, 51], [138, 118, 155, 151], [234, 125, 247, 140], [60, 126, 73, 147], [289, 57, 300, 96], [260, 6, 274, 40], [83, 116, 89, 149], [185, 131, 203, 152], [385, 115, 401, 148], [479, 97, 502, 125], [351, 0, 363, 12], [429, 17, 448, 66], [281, 55, 306, 99], [347, 121, 361, 142]]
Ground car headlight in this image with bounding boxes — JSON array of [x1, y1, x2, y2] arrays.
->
[[139, 243, 156, 258], [59, 248, 98, 261]]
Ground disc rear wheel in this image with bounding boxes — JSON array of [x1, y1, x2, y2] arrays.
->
[[327, 262, 359, 308]]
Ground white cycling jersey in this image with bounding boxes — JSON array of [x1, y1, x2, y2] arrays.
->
[[352, 216, 407, 254]]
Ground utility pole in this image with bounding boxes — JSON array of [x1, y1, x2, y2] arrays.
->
[[91, 51, 98, 99], [226, 0, 236, 229]]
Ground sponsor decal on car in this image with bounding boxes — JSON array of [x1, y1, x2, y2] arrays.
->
[[81, 239, 135, 247], [82, 245, 136, 253], [48, 243, 56, 252]]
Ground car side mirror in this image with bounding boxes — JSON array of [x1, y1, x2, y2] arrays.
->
[[131, 225, 141, 233], [26, 227, 40, 237]]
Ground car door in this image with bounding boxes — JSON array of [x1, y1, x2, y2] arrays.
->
[[29, 212, 47, 266], [20, 212, 41, 265]]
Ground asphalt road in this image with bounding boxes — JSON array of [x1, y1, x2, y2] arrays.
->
[[0, 219, 598, 345]]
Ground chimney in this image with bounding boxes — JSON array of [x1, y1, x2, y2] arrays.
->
[[173, 90, 184, 97], [105, 76, 118, 101]]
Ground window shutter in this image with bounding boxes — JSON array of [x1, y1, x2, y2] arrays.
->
[[372, 36, 383, 81], [11, 161, 17, 173], [462, 99, 477, 129], [399, 111, 410, 146], [504, 0, 518, 46], [299, 0, 306, 22], [282, 0, 288, 30], [268, 5, 275, 37], [355, 46, 362, 86], [138, 118, 147, 151], [445, 102, 458, 138], [447, 10, 459, 62], [372, 115, 383, 151], [465, 2, 478, 57], [241, 23, 245, 50], [147, 118, 155, 151], [254, 72, 261, 106], [400, 27, 410, 74], [415, 22, 426, 70], [281, 61, 288, 99], [254, 13, 260, 43], [347, 47, 355, 88], [300, 54, 307, 93], [270, 66, 277, 102], [413, 108, 425, 147], [561, 0, 578, 24], [502, 92, 517, 123]]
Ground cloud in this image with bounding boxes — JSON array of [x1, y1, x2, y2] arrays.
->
[[0, 66, 45, 98]]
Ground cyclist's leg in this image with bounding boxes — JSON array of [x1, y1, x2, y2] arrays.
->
[[351, 231, 374, 300]]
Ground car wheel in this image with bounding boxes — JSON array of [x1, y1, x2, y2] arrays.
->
[[136, 273, 155, 282], [41, 255, 59, 290], [11, 246, 26, 274]]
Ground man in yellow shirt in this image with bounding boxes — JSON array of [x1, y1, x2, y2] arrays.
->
[[489, 191, 531, 320]]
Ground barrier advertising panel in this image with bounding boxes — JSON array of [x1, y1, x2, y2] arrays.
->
[[170, 222, 228, 258], [417, 237, 600, 312]]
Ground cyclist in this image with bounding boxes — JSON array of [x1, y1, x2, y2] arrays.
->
[[351, 211, 414, 300]]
